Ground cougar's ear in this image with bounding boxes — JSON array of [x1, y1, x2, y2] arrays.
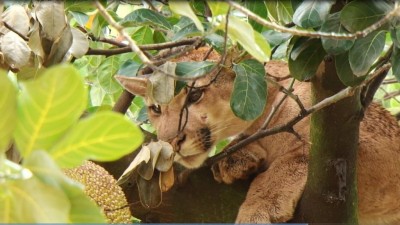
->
[[115, 75, 148, 97]]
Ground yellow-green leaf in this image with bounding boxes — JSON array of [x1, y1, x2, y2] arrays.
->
[[14, 65, 87, 157], [50, 111, 143, 168], [0, 71, 17, 152], [169, 1, 204, 32], [207, 1, 230, 16]]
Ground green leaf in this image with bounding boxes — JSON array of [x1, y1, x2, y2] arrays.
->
[[69, 11, 89, 27], [390, 20, 400, 48], [262, 30, 292, 47], [321, 13, 355, 55], [97, 55, 122, 94], [335, 53, 366, 87], [226, 16, 270, 62], [349, 30, 386, 76], [207, 1, 230, 16], [265, 0, 294, 24], [14, 65, 87, 157], [0, 176, 70, 223], [0, 71, 17, 152], [205, 33, 226, 53], [175, 61, 216, 78], [24, 150, 106, 223], [132, 26, 153, 45], [340, 0, 392, 33], [118, 60, 142, 77], [172, 19, 201, 41], [169, 1, 204, 32], [50, 111, 143, 168], [231, 59, 267, 120], [122, 8, 172, 30], [245, 0, 268, 32], [293, 0, 334, 28], [289, 38, 326, 81], [392, 46, 400, 81]]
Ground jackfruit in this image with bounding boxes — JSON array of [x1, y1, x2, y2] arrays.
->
[[64, 161, 132, 224]]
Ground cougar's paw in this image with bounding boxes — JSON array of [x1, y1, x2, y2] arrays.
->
[[211, 150, 262, 184]]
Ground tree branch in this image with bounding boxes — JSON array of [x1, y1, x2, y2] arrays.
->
[[228, 1, 400, 40], [205, 63, 392, 166]]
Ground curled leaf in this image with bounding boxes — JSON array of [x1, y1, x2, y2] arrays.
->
[[137, 171, 162, 208]]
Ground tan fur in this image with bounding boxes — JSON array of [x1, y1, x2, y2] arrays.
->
[[118, 47, 400, 224]]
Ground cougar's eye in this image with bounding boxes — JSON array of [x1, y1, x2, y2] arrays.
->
[[149, 104, 161, 114], [187, 88, 204, 104]]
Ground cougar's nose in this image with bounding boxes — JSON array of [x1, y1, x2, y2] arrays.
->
[[171, 133, 186, 152]]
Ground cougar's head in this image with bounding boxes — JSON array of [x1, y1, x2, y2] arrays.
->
[[116, 47, 253, 168]]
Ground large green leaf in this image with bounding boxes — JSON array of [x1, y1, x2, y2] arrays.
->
[[14, 65, 87, 157], [225, 16, 270, 62], [24, 150, 106, 223], [349, 30, 386, 76], [132, 26, 153, 45], [335, 53, 366, 87], [50, 111, 143, 168], [293, 0, 334, 28], [390, 20, 400, 48], [0, 176, 70, 223], [340, 0, 392, 33], [321, 13, 355, 55], [262, 30, 292, 47], [0, 72, 17, 152], [122, 8, 172, 30], [117, 60, 142, 77], [265, 0, 294, 24], [97, 55, 122, 94], [169, 1, 204, 32], [231, 59, 267, 120], [172, 18, 201, 41], [392, 46, 400, 81], [245, 0, 268, 32], [175, 61, 216, 78], [289, 38, 326, 81]]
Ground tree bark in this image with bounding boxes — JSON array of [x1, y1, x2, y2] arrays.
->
[[294, 58, 361, 223]]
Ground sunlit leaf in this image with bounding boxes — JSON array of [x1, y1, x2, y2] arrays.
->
[[231, 59, 267, 120], [265, 0, 294, 24], [340, 0, 392, 33], [50, 111, 143, 168], [335, 53, 366, 87], [349, 30, 386, 76], [97, 55, 122, 94], [289, 38, 326, 81], [175, 61, 215, 78], [321, 13, 355, 55], [132, 26, 153, 45], [207, 1, 230, 16], [169, 1, 204, 32], [0, 71, 17, 152], [14, 65, 87, 157], [122, 8, 172, 30], [1, 176, 70, 223], [24, 150, 106, 223], [293, 0, 334, 28], [225, 16, 270, 62]]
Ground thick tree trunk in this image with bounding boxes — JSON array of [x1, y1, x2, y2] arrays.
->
[[295, 58, 362, 223]]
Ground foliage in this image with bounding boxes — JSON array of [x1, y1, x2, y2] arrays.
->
[[0, 0, 399, 223]]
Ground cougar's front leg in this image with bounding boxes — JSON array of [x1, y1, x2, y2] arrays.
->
[[212, 141, 267, 184], [236, 152, 308, 223]]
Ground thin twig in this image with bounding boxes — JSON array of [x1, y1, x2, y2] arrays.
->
[[228, 1, 400, 40]]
